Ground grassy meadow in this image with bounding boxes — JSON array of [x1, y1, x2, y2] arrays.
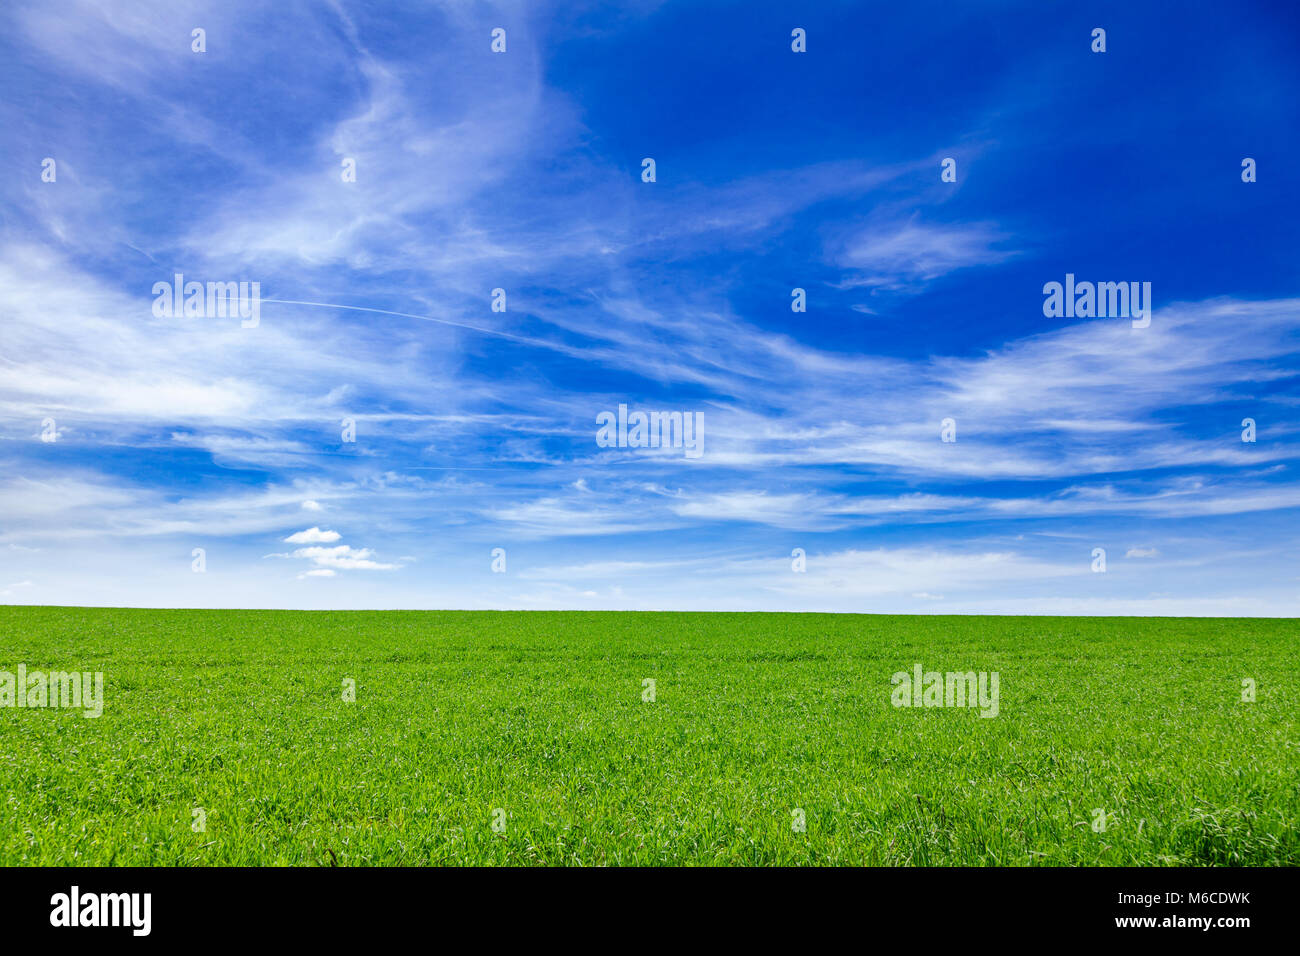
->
[[0, 606, 1296, 866]]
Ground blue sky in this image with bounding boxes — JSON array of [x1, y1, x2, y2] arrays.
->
[[2, 0, 1299, 613]]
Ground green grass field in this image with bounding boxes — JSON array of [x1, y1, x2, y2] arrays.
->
[[1, 606, 1296, 866]]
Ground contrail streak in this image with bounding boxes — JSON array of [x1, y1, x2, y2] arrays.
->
[[259, 298, 574, 354]]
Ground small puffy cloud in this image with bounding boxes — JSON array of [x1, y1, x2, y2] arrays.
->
[[292, 544, 397, 570], [1125, 547, 1160, 559], [285, 527, 340, 544], [298, 568, 336, 578], [301, 500, 322, 511]]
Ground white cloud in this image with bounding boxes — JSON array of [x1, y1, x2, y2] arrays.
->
[[1, 5, 1297, 617], [519, 559, 691, 581], [291, 544, 397, 570], [1125, 547, 1160, 558], [760, 547, 1081, 600], [835, 217, 1014, 285], [671, 492, 821, 529], [284, 527, 340, 544], [487, 496, 673, 538]]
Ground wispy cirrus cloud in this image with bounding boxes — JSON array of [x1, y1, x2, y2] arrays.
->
[[1, 0, 1297, 613], [833, 217, 1016, 288]]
